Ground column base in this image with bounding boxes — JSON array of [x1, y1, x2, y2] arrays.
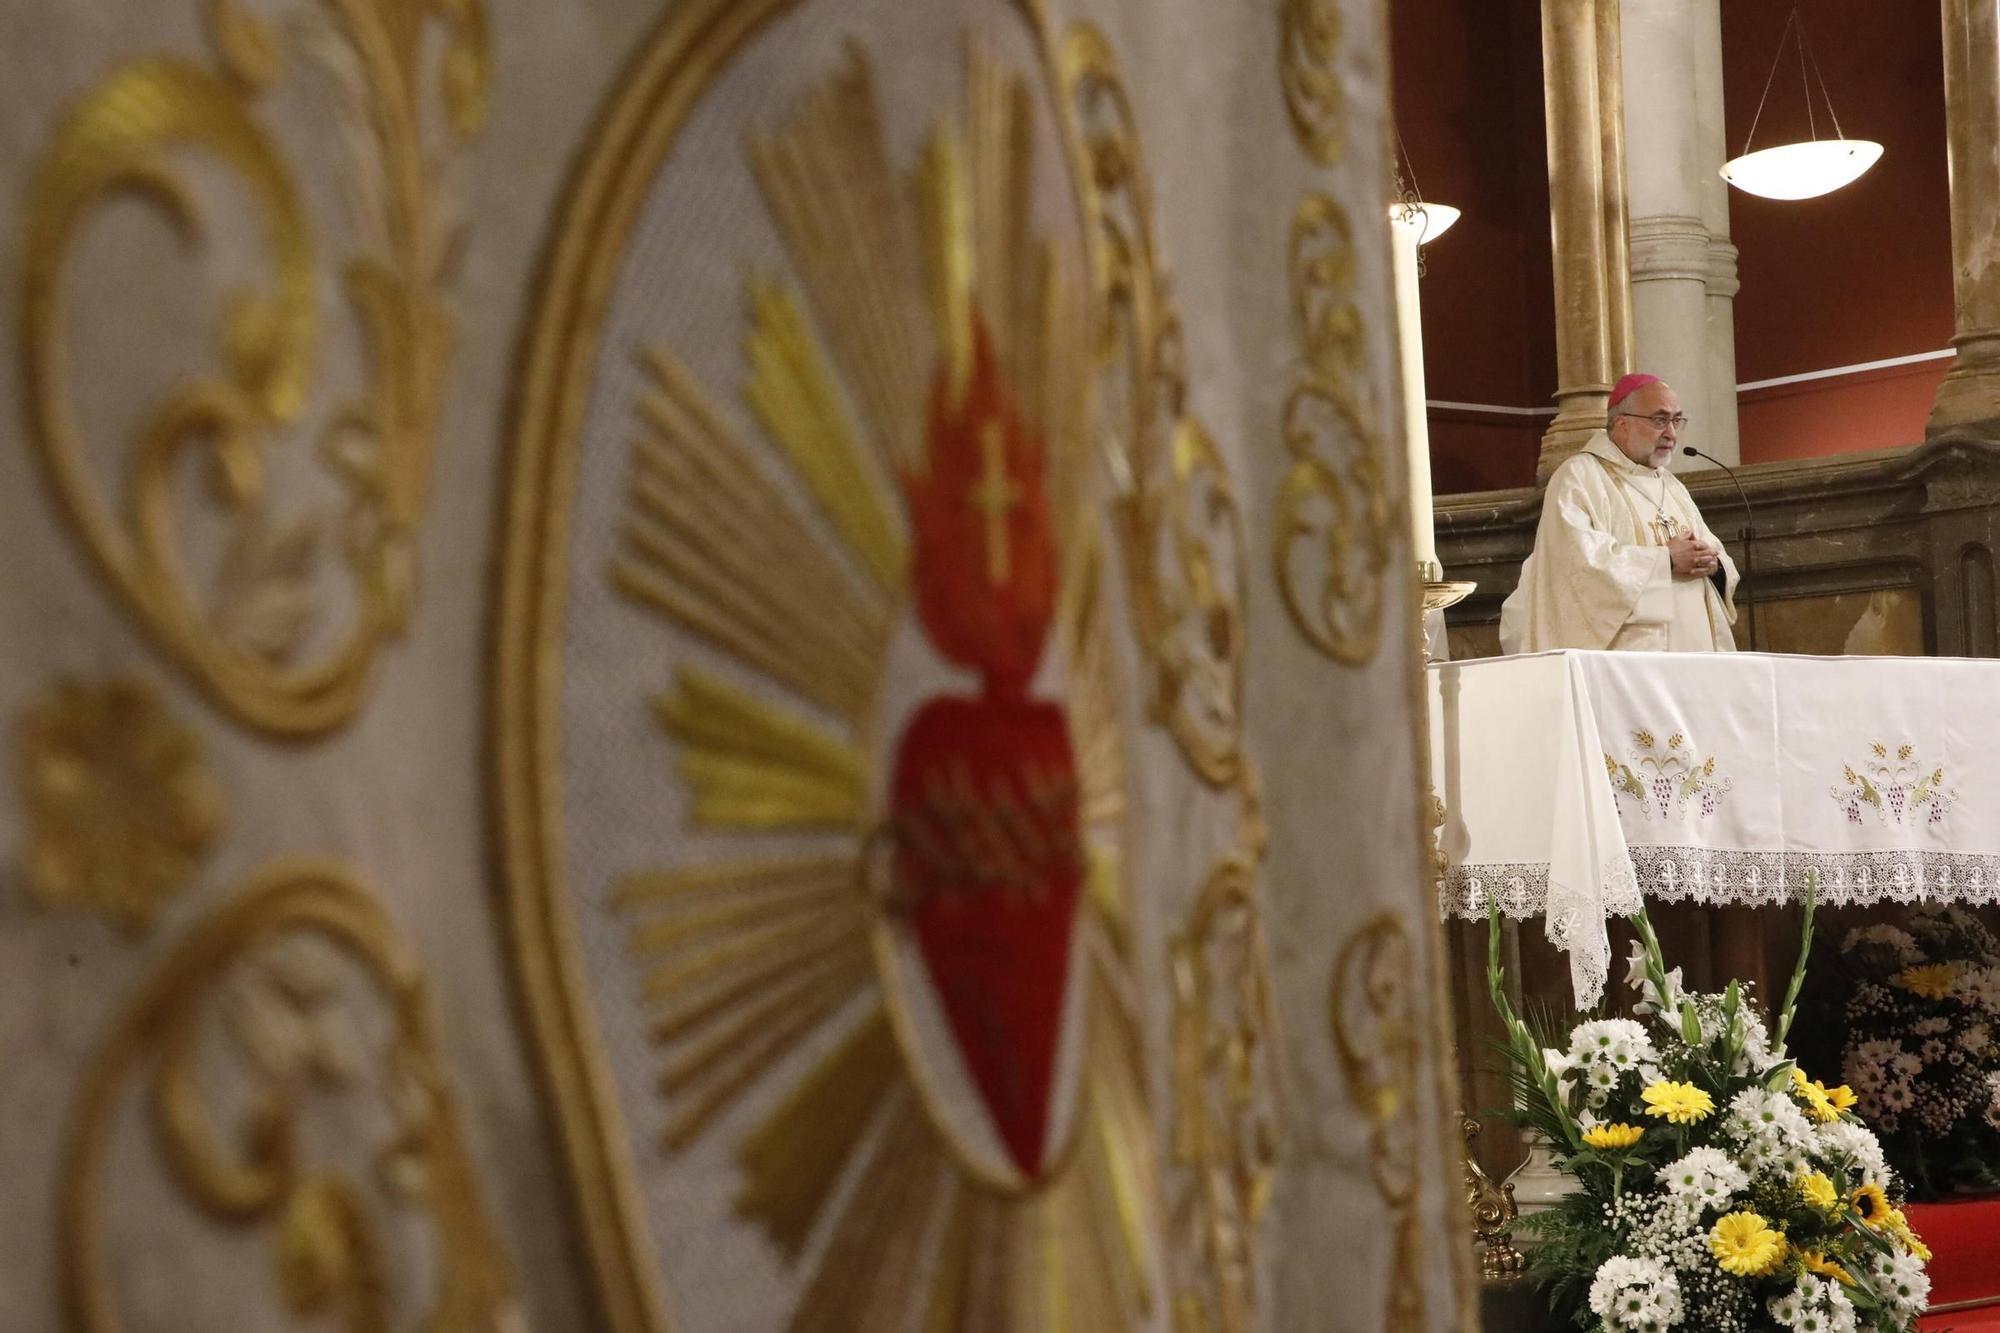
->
[[1928, 333, 2000, 439]]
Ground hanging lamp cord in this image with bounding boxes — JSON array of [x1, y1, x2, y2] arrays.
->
[[1741, 6, 1847, 155]]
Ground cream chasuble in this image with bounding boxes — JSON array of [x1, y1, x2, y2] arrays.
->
[[1500, 431, 1739, 654]]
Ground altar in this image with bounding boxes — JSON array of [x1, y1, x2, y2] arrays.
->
[[1430, 649, 2000, 1003]]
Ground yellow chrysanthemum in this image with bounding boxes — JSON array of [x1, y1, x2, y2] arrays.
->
[[1583, 1122, 1645, 1150], [1709, 1211, 1788, 1276], [1851, 1182, 1893, 1226], [1797, 1171, 1839, 1212], [1800, 1249, 1856, 1286], [1787, 1067, 1854, 1122], [1641, 1080, 1715, 1125], [1896, 963, 1958, 1000], [1884, 1208, 1932, 1260]]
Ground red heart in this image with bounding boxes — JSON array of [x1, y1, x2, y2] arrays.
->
[[891, 694, 1082, 1177]]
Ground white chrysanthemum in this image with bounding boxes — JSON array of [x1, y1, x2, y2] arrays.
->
[[1863, 1249, 1931, 1320], [1812, 1119, 1889, 1185], [1588, 1255, 1684, 1331], [1572, 1018, 1656, 1067], [1721, 1086, 1812, 1176], [1771, 1274, 1860, 1333], [1841, 923, 1920, 962], [1659, 1145, 1748, 1209], [1955, 963, 2000, 1014]]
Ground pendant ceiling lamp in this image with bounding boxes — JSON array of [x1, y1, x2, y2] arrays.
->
[[1387, 133, 1458, 275], [1721, 6, 1881, 201]]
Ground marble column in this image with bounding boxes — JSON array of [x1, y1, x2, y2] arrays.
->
[[1538, 0, 1628, 479], [1622, 0, 1740, 467], [1930, 0, 2000, 439], [1693, 0, 1742, 466]]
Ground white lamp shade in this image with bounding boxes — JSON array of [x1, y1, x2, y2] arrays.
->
[[1720, 139, 1883, 201], [1387, 200, 1460, 245]]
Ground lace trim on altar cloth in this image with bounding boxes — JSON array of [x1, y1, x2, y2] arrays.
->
[[1441, 859, 1639, 1005], [1443, 848, 2000, 920]]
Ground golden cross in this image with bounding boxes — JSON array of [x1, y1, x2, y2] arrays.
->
[[969, 421, 1022, 584]]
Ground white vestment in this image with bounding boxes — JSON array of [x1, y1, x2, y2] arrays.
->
[[1499, 431, 1739, 654]]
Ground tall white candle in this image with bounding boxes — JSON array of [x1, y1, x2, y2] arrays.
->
[[1389, 212, 1438, 572]]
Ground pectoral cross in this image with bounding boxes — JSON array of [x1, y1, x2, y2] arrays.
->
[[969, 421, 1022, 584]]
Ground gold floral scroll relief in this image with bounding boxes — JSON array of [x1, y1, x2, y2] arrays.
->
[[1275, 193, 1395, 667], [1167, 854, 1281, 1333], [21, 0, 489, 738], [1041, 8, 1249, 789], [1030, 8, 1283, 1329], [16, 676, 221, 933], [1330, 913, 1427, 1329], [1030, 7, 1282, 1330], [60, 860, 519, 1332], [1278, 0, 1346, 165]]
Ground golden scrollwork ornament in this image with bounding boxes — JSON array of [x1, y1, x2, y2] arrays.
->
[[60, 860, 520, 1332], [1275, 194, 1396, 666], [1278, 0, 1346, 165], [1048, 15, 1279, 1329], [1053, 15, 1250, 788], [16, 676, 221, 933], [1330, 913, 1427, 1329], [20, 0, 489, 737], [1167, 855, 1280, 1333], [1461, 1117, 1526, 1281]]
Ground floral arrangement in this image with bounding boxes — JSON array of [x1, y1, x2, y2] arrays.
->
[[1488, 880, 1933, 1332], [1833, 903, 2000, 1197]]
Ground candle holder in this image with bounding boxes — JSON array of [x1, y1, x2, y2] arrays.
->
[[1417, 561, 1475, 664]]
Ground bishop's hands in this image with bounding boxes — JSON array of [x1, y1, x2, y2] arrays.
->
[[1668, 534, 1722, 579]]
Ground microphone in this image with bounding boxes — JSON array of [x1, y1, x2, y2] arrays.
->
[[1681, 445, 1757, 652]]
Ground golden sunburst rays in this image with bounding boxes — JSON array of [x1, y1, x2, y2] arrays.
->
[[607, 32, 1153, 1331], [748, 43, 930, 477], [763, 984, 1157, 1333], [617, 347, 894, 724]]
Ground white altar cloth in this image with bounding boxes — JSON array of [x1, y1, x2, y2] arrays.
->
[[1430, 650, 2000, 1004]]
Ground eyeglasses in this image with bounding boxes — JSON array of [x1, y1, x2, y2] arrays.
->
[[1619, 411, 1690, 433]]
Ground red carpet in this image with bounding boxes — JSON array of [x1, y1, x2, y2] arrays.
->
[[1907, 1196, 2000, 1330]]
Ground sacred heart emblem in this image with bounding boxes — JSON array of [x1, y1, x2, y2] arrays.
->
[[893, 319, 1082, 1176], [496, 4, 1167, 1328]]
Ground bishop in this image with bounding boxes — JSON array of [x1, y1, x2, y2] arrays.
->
[[1500, 373, 1740, 654]]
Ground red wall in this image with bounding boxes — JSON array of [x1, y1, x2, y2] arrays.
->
[[1738, 359, 1950, 464], [1428, 410, 1543, 495], [1391, 0, 1554, 496], [1397, 1, 1955, 491]]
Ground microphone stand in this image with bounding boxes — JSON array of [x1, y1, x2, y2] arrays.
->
[[1682, 445, 1756, 652]]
